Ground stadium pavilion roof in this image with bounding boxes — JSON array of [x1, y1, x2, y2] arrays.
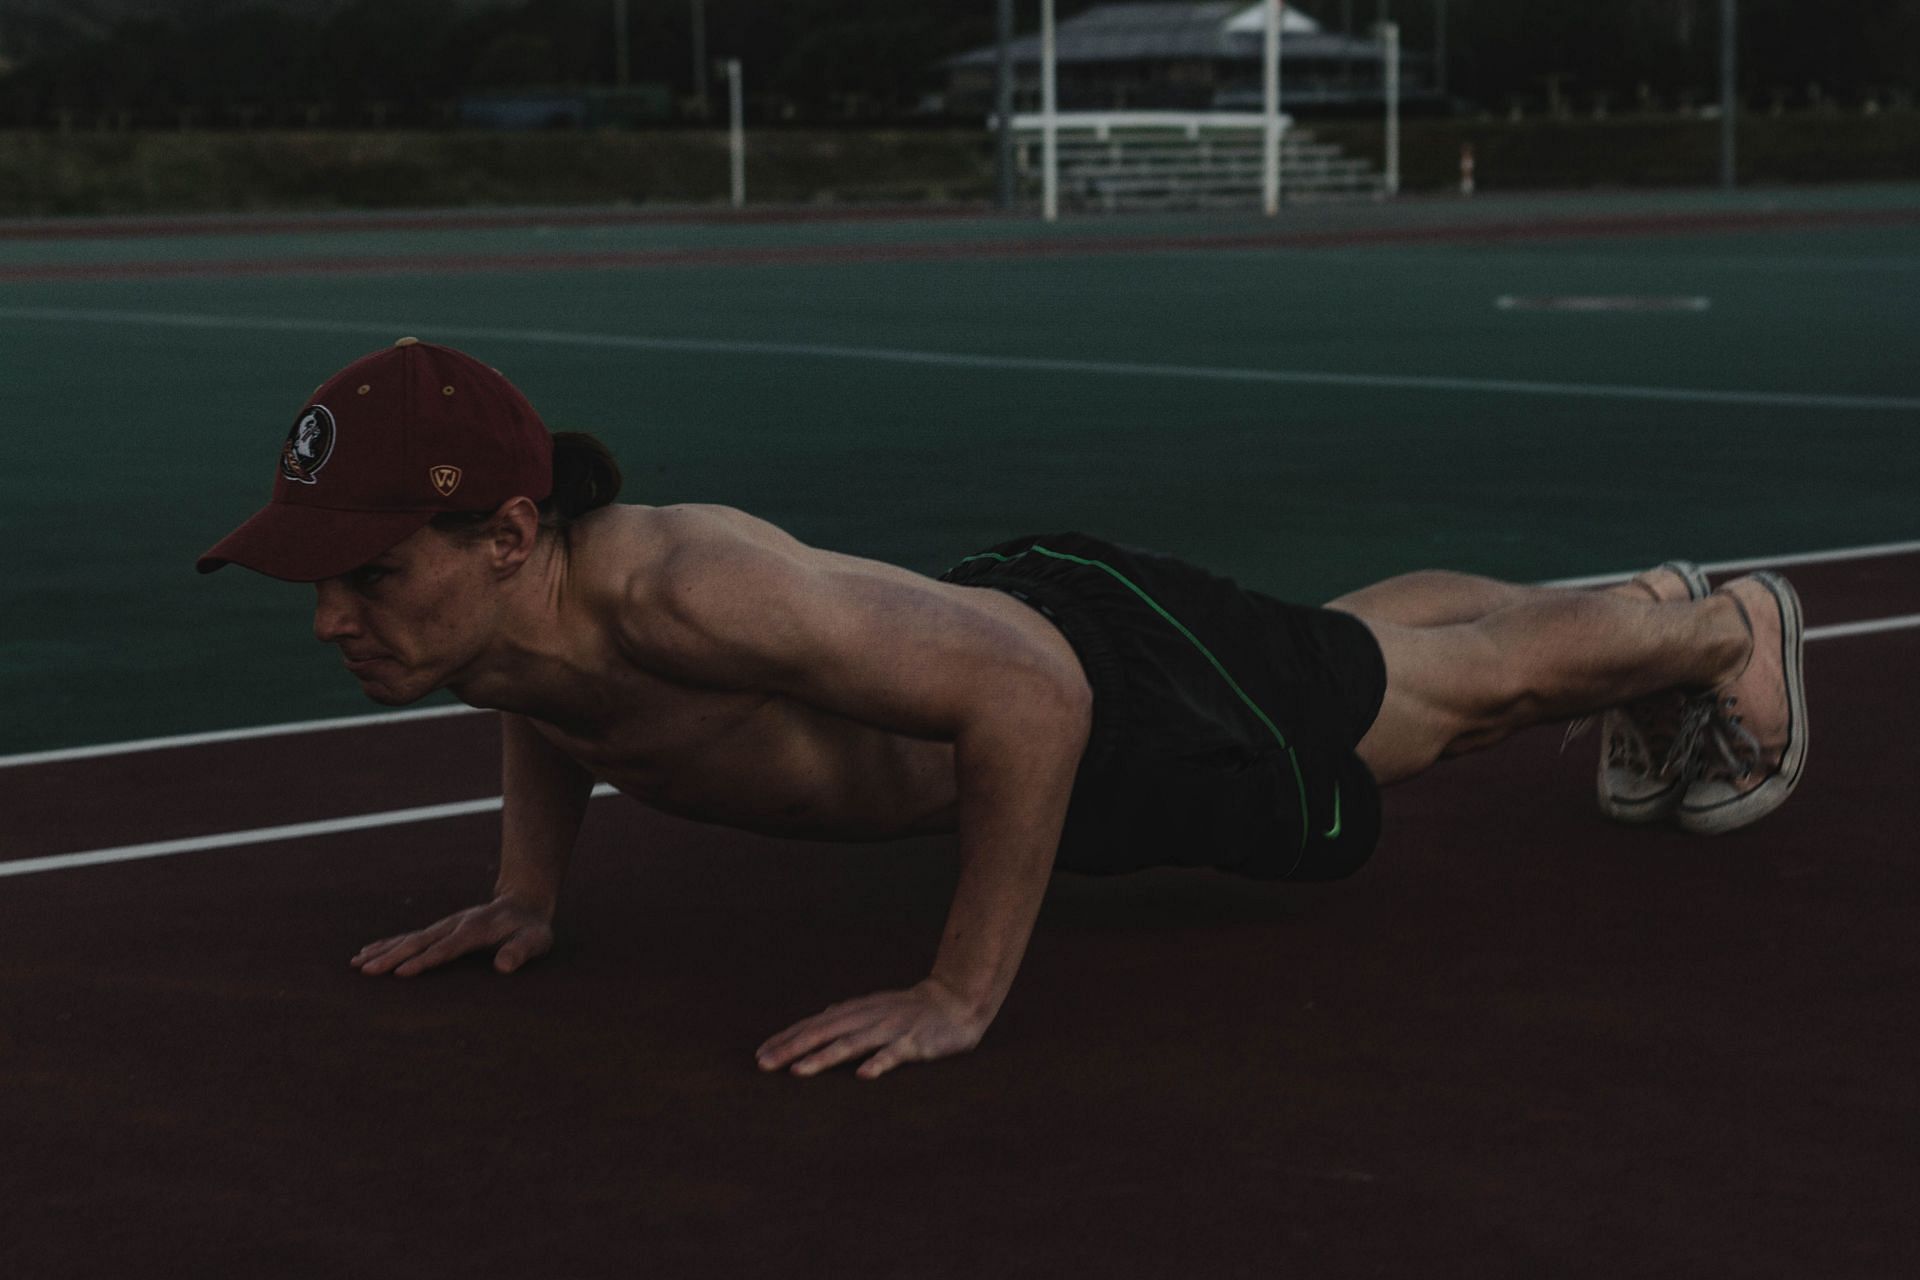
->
[[945, 2, 1390, 71]]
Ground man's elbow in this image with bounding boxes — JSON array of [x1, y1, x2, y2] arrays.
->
[[1012, 668, 1094, 755]]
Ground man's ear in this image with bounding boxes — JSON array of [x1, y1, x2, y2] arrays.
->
[[487, 497, 543, 575]]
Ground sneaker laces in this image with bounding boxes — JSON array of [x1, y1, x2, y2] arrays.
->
[[1679, 693, 1766, 783], [1565, 690, 1715, 781], [1607, 708, 1658, 774]]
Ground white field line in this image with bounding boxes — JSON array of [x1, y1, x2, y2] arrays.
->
[[5, 613, 1919, 880], [1544, 536, 1920, 588], [3, 305, 1920, 413], [1805, 612, 1920, 641], [0, 784, 619, 880], [4, 536, 1918, 773], [0, 703, 483, 768]]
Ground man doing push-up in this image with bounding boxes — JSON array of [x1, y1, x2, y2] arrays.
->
[[198, 340, 1808, 1081]]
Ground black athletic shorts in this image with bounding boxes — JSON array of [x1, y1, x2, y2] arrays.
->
[[939, 533, 1386, 881]]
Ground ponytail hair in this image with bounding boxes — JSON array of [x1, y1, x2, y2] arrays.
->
[[541, 431, 623, 525]]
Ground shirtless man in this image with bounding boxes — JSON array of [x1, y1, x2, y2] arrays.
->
[[199, 340, 1808, 1081]]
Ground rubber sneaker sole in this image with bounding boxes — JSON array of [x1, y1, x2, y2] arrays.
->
[[1598, 560, 1712, 823], [1675, 571, 1809, 835]]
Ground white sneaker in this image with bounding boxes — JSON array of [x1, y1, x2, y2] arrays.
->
[[1596, 561, 1712, 823], [1675, 572, 1809, 834]]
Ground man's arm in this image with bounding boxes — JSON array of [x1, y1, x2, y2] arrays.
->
[[352, 712, 595, 978], [629, 512, 1091, 1078], [494, 712, 596, 910]]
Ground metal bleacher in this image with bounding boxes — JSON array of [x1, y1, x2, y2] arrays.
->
[[1010, 111, 1387, 210]]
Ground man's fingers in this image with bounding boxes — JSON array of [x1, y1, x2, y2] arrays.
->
[[352, 915, 467, 972], [757, 1009, 873, 1071], [493, 928, 551, 974], [392, 919, 503, 977], [352, 902, 553, 976], [790, 1025, 898, 1079], [352, 934, 432, 968], [354, 931, 446, 976], [856, 1046, 907, 1080]]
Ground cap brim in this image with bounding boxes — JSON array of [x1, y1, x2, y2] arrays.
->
[[196, 502, 438, 582]]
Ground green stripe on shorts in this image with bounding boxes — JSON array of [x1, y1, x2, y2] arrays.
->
[[955, 544, 1321, 856]]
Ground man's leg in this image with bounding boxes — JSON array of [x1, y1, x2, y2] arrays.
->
[[1336, 584, 1750, 785], [1327, 569, 1654, 630]]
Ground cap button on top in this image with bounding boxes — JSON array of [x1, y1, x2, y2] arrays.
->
[[394, 336, 420, 347]]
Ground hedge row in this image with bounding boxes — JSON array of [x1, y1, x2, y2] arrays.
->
[[2, 115, 1915, 218]]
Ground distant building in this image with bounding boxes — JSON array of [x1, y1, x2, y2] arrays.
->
[[943, 2, 1433, 116]]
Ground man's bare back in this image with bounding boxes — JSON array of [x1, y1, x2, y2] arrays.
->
[[473, 503, 1090, 842]]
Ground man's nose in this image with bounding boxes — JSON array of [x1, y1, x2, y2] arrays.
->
[[313, 580, 360, 644]]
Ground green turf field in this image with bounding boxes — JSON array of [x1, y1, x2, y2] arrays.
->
[[2, 186, 1916, 754]]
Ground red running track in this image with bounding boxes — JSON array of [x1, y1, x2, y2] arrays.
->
[[3, 549, 1917, 1278]]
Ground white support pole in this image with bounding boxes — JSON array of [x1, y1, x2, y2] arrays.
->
[[726, 59, 745, 208], [1382, 21, 1400, 196], [1262, 0, 1282, 214], [1041, 0, 1059, 222]]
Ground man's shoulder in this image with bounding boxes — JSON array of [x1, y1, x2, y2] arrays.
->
[[579, 503, 817, 655], [587, 503, 806, 595]]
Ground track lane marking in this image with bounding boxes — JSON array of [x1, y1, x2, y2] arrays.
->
[[0, 785, 620, 879], [1805, 612, 1920, 641], [4, 614, 1917, 879], [3, 306, 1919, 413], [0, 703, 483, 768], [5, 538, 1919, 771], [1546, 537, 1920, 588]]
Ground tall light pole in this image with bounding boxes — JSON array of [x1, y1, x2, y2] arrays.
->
[[727, 59, 745, 207], [1263, 0, 1283, 215]]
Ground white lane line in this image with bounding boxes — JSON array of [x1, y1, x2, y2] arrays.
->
[[4, 536, 1918, 771], [0, 703, 483, 769], [1545, 536, 1920, 588], [3, 612, 1916, 879], [0, 784, 619, 880], [3, 305, 1919, 413], [1496, 294, 1711, 312], [1805, 612, 1920, 641], [1694, 538, 1920, 575]]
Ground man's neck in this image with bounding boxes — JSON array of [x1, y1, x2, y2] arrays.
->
[[448, 541, 607, 730]]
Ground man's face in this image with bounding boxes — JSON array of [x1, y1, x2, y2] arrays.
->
[[312, 525, 498, 705]]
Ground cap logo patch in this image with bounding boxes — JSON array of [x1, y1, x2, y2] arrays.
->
[[280, 405, 337, 485], [429, 465, 463, 497]]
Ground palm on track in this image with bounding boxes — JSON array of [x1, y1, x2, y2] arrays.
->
[[755, 979, 986, 1080], [351, 896, 554, 978]]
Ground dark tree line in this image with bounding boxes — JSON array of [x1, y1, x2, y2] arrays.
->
[[0, 0, 1914, 127]]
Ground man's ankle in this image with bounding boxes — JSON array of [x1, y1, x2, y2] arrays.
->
[[1703, 593, 1754, 690]]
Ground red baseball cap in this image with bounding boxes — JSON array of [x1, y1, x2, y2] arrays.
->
[[197, 338, 553, 582]]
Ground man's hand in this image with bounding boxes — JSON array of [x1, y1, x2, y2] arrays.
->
[[351, 894, 554, 978], [756, 979, 988, 1081]]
